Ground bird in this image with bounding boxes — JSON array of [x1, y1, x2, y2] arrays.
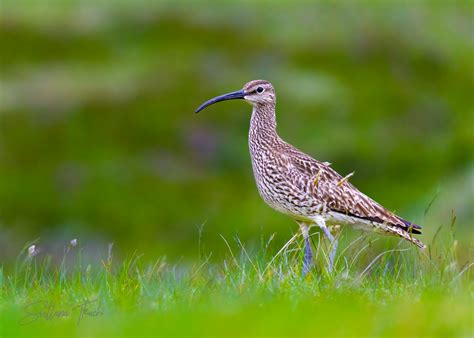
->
[[195, 80, 425, 276]]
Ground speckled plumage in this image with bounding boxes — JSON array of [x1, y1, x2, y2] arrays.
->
[[196, 79, 426, 267], [244, 80, 424, 249]]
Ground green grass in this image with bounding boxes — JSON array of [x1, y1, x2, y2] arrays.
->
[[0, 227, 472, 338]]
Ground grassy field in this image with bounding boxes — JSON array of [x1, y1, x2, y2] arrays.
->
[[1, 224, 472, 338]]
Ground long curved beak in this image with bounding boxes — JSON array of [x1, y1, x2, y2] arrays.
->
[[195, 90, 246, 113]]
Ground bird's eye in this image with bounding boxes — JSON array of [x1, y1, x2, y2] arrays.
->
[[256, 86, 264, 94]]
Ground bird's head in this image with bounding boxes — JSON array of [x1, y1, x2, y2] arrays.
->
[[195, 80, 275, 113]]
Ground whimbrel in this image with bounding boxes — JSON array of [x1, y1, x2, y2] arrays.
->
[[196, 80, 425, 275]]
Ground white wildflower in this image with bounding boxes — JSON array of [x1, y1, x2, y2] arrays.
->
[[70, 238, 77, 247], [28, 245, 36, 257]]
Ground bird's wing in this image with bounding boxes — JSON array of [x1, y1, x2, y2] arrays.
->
[[279, 145, 421, 234]]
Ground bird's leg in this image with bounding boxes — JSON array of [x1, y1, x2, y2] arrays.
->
[[314, 217, 338, 273], [321, 226, 338, 272], [298, 222, 312, 277]]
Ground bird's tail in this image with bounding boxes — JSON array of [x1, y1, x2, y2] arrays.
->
[[396, 216, 423, 234], [385, 224, 426, 249]]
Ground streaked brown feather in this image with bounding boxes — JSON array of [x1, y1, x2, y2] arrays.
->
[[288, 148, 412, 224]]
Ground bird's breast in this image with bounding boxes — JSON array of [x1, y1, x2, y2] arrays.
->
[[248, 140, 324, 220]]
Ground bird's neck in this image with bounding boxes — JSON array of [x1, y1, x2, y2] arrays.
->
[[249, 103, 278, 144]]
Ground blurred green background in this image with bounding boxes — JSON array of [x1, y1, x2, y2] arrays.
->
[[0, 1, 473, 262]]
